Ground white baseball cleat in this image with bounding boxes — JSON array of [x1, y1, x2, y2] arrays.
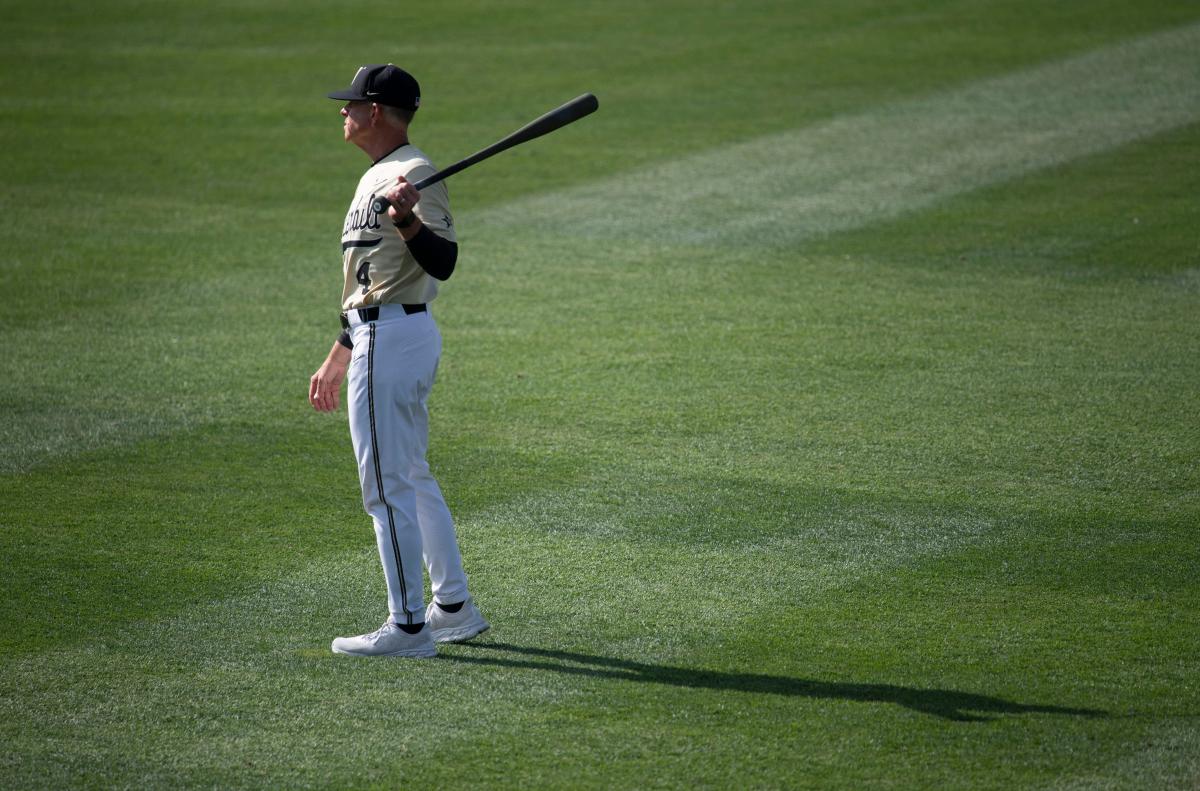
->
[[330, 621, 437, 658], [426, 598, 490, 643]]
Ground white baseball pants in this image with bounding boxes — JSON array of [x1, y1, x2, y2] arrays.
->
[[345, 305, 469, 625]]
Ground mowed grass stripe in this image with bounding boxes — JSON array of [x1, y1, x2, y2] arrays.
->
[[3, 23, 1195, 476], [1045, 718, 1200, 790], [1, 503, 1176, 786], [0, 508, 1007, 788], [480, 21, 1200, 246]]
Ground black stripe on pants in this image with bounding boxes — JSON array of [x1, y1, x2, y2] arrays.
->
[[366, 323, 411, 624]]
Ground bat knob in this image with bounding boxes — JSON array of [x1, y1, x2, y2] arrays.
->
[[371, 196, 392, 214]]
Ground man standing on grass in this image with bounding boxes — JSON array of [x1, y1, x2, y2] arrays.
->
[[308, 64, 489, 658]]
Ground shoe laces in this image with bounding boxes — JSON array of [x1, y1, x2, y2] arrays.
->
[[366, 622, 397, 641]]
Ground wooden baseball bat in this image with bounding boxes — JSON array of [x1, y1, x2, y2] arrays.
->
[[371, 92, 599, 214]]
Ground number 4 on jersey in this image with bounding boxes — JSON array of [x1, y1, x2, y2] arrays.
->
[[356, 261, 371, 295]]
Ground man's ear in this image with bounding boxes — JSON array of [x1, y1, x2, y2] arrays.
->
[[369, 103, 382, 126]]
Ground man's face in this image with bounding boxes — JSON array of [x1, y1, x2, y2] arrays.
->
[[341, 101, 373, 143]]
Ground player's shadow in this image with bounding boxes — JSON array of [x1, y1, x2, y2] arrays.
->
[[442, 642, 1106, 722]]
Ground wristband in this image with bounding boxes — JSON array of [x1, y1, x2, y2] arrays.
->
[[392, 212, 419, 230]]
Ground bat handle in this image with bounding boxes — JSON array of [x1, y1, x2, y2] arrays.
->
[[370, 173, 436, 214]]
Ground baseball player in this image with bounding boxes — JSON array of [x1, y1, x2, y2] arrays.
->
[[309, 64, 489, 658]]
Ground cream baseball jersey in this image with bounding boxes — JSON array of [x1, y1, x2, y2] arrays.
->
[[341, 144, 455, 310]]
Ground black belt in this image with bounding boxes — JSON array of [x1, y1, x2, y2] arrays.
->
[[340, 303, 426, 329]]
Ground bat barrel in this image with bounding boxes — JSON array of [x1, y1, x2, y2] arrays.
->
[[368, 92, 598, 216]]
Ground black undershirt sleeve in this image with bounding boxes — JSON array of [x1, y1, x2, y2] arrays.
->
[[403, 223, 458, 281], [337, 329, 353, 349]]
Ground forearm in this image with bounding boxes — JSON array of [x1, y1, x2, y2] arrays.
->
[[327, 338, 352, 364]]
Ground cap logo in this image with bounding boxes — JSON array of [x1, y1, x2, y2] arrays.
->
[[330, 64, 418, 109]]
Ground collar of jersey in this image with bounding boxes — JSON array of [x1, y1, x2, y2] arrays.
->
[[374, 141, 412, 165]]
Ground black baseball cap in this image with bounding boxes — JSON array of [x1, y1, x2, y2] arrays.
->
[[328, 64, 421, 111]]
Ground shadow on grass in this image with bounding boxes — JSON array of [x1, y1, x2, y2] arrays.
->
[[444, 642, 1107, 722]]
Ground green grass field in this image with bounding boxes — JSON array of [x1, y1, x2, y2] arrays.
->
[[2, 1, 1198, 787]]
